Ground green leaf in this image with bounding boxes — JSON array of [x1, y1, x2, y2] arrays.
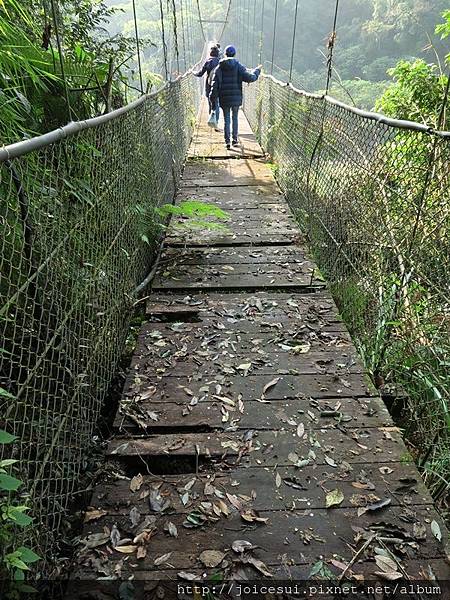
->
[[0, 473, 22, 491], [325, 488, 345, 508], [0, 388, 15, 400], [0, 459, 19, 467], [7, 507, 33, 526], [0, 428, 17, 444], [17, 547, 40, 564]]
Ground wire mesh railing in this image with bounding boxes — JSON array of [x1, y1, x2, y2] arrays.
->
[[0, 73, 200, 571], [244, 75, 450, 500]]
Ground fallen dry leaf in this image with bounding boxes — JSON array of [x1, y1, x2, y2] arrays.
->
[[199, 550, 225, 568], [232, 540, 258, 554], [84, 508, 107, 523], [130, 473, 144, 493], [115, 545, 137, 554], [154, 552, 172, 566], [261, 377, 280, 398]]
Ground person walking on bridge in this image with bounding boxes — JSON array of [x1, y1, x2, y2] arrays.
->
[[209, 45, 261, 150], [194, 45, 221, 130]]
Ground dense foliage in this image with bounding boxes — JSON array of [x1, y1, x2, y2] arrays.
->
[[0, 0, 136, 144]]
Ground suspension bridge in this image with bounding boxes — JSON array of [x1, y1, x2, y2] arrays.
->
[[1, 0, 449, 591]]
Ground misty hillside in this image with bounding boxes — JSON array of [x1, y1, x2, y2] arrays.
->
[[106, 0, 449, 109]]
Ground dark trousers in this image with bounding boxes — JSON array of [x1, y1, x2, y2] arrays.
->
[[222, 106, 239, 144]]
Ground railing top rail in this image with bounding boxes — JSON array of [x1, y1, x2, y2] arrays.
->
[[262, 73, 450, 139], [0, 68, 198, 163]]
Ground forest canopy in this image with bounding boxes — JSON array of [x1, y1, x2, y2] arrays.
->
[[0, 0, 449, 147]]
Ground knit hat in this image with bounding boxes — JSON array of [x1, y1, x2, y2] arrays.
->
[[225, 45, 236, 57]]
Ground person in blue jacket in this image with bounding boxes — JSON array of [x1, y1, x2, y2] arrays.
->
[[209, 45, 261, 149], [194, 45, 220, 129]]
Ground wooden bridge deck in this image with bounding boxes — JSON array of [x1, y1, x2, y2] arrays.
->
[[71, 104, 449, 588]]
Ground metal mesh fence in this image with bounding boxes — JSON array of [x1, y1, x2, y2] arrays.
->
[[244, 75, 450, 499], [0, 73, 200, 569]]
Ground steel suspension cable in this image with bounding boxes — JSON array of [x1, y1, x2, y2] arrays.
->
[[246, 0, 252, 64], [305, 0, 341, 219], [159, 0, 169, 80], [289, 0, 300, 83], [217, 0, 232, 44], [258, 0, 265, 65], [179, 0, 188, 71], [251, 0, 258, 66], [131, 0, 144, 93], [270, 0, 279, 75], [50, 0, 73, 118], [169, 0, 180, 74], [195, 0, 207, 43], [185, 0, 193, 66], [325, 0, 340, 94]]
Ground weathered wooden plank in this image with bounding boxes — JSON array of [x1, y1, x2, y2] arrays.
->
[[114, 395, 391, 432], [122, 372, 373, 406], [73, 505, 447, 576], [153, 264, 322, 291], [125, 349, 364, 377], [171, 208, 296, 225], [72, 559, 450, 585], [139, 317, 351, 339], [165, 231, 300, 247], [159, 245, 313, 266], [177, 185, 284, 207], [188, 102, 264, 159], [181, 158, 275, 188], [146, 291, 342, 321], [88, 462, 433, 514], [107, 426, 408, 466]]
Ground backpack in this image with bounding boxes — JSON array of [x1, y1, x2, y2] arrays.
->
[[207, 65, 217, 88]]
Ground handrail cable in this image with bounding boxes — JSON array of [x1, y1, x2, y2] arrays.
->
[[289, 0, 300, 83], [270, 0, 279, 75], [131, 0, 144, 94]]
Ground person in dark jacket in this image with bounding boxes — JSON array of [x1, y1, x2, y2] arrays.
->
[[194, 46, 220, 128], [209, 45, 261, 149]]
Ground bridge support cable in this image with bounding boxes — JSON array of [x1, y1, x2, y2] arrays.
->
[[251, 0, 258, 66], [270, 0, 279, 76], [169, 0, 180, 75], [258, 0, 265, 65], [50, 0, 73, 119], [179, 0, 188, 72], [245, 0, 251, 65], [159, 0, 169, 79], [305, 0, 341, 210], [325, 0, 341, 94], [131, 0, 144, 94], [195, 0, 207, 43], [288, 0, 300, 83], [217, 0, 232, 43]]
